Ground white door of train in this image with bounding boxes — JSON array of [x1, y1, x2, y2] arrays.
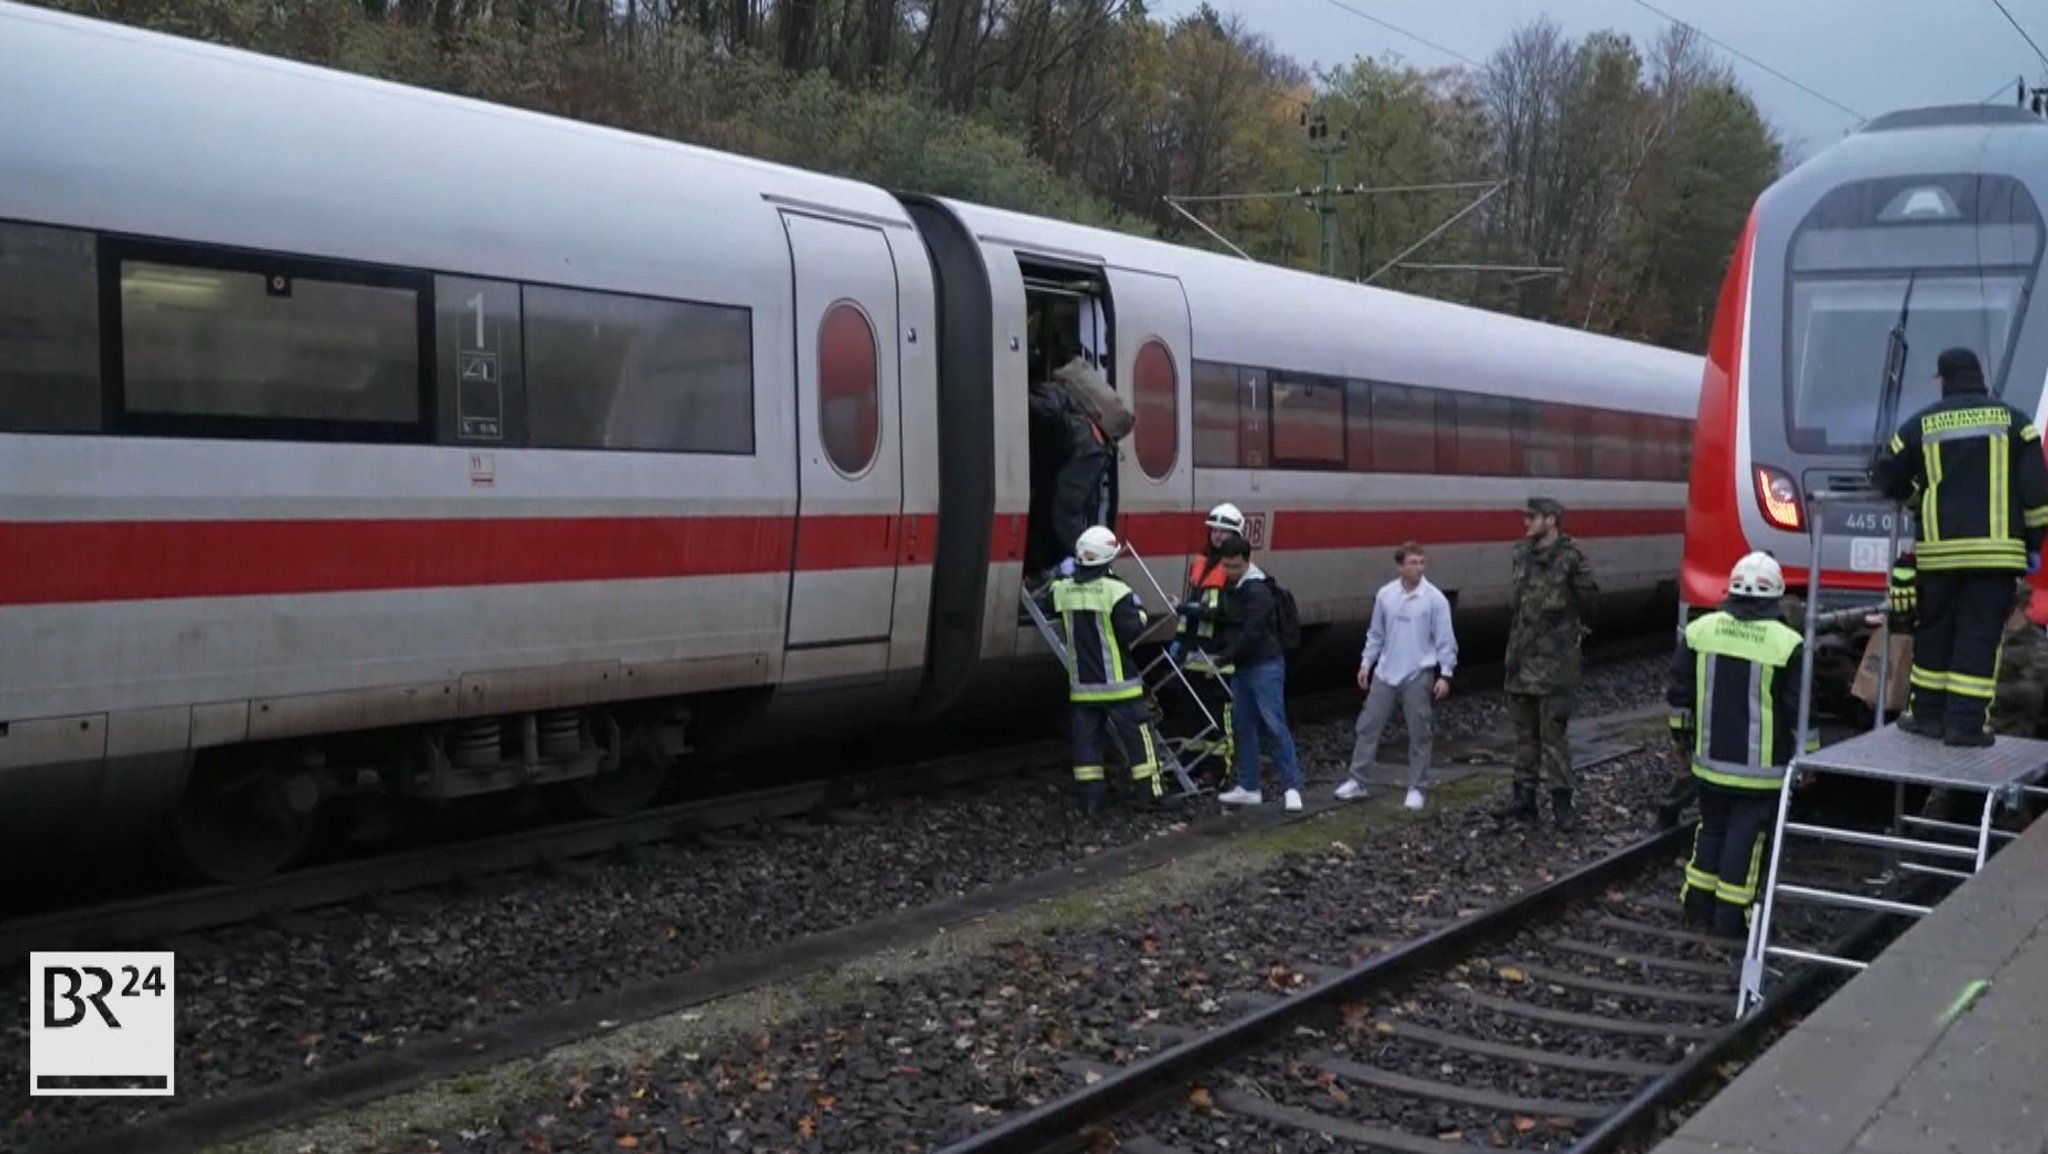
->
[[781, 211, 906, 656], [1104, 266, 1197, 584]]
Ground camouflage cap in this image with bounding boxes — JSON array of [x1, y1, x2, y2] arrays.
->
[[1525, 496, 1565, 518]]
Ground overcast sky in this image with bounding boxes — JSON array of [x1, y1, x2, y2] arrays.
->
[[1151, 0, 2048, 160]]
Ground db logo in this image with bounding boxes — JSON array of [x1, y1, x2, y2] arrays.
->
[[1241, 512, 1269, 550], [29, 952, 176, 1097]]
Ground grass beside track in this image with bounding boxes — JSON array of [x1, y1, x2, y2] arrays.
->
[[204, 773, 1506, 1154]]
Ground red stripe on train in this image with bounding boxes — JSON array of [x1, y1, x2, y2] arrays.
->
[[0, 505, 1682, 606], [1114, 507, 1684, 556]]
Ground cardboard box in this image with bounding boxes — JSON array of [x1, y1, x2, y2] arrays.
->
[[1851, 630, 1912, 712]]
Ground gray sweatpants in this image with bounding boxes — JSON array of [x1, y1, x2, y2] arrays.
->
[[1344, 669, 1435, 790]]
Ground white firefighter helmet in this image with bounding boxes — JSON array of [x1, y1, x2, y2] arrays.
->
[[1074, 525, 1122, 567], [1206, 502, 1245, 534], [1728, 551, 1785, 599]]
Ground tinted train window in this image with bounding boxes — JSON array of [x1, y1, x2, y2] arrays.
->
[[119, 260, 422, 426], [1191, 360, 1238, 467], [817, 301, 880, 475], [1344, 380, 1373, 472], [1270, 374, 1344, 468], [0, 222, 100, 432], [524, 285, 754, 454], [1368, 382, 1436, 473], [435, 276, 525, 444], [1450, 391, 1515, 475], [1131, 339, 1179, 479]]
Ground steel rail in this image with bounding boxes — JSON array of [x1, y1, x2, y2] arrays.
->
[[1566, 910, 1897, 1153], [933, 823, 1697, 1154]]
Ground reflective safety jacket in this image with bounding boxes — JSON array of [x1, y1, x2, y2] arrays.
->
[[1037, 571, 1149, 704], [1872, 388, 2048, 573], [1666, 599, 1814, 791], [1176, 553, 1234, 673]]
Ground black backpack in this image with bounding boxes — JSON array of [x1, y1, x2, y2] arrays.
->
[[1259, 575, 1303, 654]]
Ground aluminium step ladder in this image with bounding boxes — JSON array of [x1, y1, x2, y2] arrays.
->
[[1019, 539, 1214, 798], [1737, 486, 2048, 1015]]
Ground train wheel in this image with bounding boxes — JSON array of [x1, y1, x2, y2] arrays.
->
[[164, 752, 321, 885], [563, 745, 668, 818]]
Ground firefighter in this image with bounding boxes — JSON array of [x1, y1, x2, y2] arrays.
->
[[1666, 552, 1813, 939], [1871, 347, 2048, 747], [1032, 525, 1168, 812], [1164, 503, 1244, 783]]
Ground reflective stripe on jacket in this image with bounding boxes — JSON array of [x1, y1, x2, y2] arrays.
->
[[1050, 573, 1148, 703], [1872, 392, 2048, 572], [1666, 604, 1814, 791]]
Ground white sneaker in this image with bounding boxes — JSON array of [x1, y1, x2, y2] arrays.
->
[[1218, 786, 1262, 806], [1334, 779, 1367, 801], [1283, 789, 1303, 812], [1405, 788, 1425, 811]]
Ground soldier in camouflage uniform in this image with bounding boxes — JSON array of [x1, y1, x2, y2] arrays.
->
[[1496, 496, 1599, 830]]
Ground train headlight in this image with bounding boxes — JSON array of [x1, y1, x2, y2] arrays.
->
[[1755, 466, 1803, 530]]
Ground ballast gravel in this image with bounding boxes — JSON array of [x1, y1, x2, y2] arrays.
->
[[369, 731, 1714, 1151], [2, 650, 1673, 1153]]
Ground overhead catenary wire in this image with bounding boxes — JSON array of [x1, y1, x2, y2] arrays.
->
[[1315, 0, 1484, 68], [1630, 0, 1865, 122], [1986, 0, 2048, 72]]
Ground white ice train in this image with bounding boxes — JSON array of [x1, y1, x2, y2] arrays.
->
[[0, 1, 1706, 883]]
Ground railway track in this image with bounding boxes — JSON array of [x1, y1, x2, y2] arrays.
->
[[0, 633, 1672, 968], [931, 831, 1896, 1154]]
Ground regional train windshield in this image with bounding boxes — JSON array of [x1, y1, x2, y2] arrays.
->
[[1780, 172, 2043, 456]]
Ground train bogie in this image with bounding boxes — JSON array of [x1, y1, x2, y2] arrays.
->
[[0, 0, 1708, 885]]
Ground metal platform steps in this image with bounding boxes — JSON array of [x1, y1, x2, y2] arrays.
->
[[1737, 487, 2048, 1015], [1019, 539, 1211, 798]]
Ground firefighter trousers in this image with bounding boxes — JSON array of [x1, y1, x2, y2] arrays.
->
[[1910, 569, 2014, 738], [1682, 781, 1776, 938], [1070, 699, 1166, 804], [1162, 662, 1233, 777]]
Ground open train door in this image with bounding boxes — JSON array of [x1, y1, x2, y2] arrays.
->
[[780, 211, 906, 670], [1103, 266, 1198, 598]]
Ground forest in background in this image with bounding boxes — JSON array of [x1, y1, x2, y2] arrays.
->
[[34, 0, 1789, 352]]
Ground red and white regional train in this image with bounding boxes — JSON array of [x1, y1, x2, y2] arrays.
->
[[0, 2, 1704, 883], [1680, 101, 2048, 718]]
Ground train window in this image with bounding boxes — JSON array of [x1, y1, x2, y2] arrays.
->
[[524, 285, 754, 455], [1450, 391, 1515, 476], [116, 256, 426, 433], [1344, 380, 1373, 472], [1237, 367, 1270, 469], [1131, 339, 1178, 480], [1270, 373, 1344, 469], [435, 276, 525, 444], [0, 222, 100, 432], [1368, 382, 1436, 473], [1521, 402, 1581, 477], [1192, 360, 1238, 467], [817, 301, 880, 476], [1587, 408, 1636, 479]]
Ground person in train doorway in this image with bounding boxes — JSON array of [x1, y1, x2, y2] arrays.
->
[[1495, 496, 1599, 831], [1163, 503, 1246, 786], [1870, 346, 2048, 747], [1031, 525, 1168, 813], [1209, 535, 1305, 812], [1027, 353, 1114, 581], [1666, 552, 1814, 940], [1336, 541, 1458, 811]]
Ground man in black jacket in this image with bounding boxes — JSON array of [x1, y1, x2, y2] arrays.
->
[[1205, 536, 1303, 811], [1871, 346, 2048, 746]]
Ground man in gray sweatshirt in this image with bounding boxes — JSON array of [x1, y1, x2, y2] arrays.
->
[[1335, 541, 1459, 810]]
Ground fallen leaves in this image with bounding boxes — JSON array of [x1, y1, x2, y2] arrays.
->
[[1188, 1086, 1216, 1113], [1497, 966, 1528, 983]]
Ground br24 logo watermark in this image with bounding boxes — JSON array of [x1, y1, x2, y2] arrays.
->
[[28, 952, 176, 1096]]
